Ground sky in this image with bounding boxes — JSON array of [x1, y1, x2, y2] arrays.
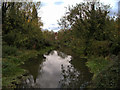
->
[[37, 0, 119, 32]]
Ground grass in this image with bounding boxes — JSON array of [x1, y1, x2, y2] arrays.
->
[[86, 55, 120, 88], [86, 56, 110, 78], [2, 57, 25, 88]]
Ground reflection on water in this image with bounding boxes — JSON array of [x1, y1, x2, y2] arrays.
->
[[59, 62, 92, 88], [19, 50, 92, 88]]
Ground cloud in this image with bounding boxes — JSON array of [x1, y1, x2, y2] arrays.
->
[[39, 0, 82, 31], [54, 1, 64, 5], [118, 1, 120, 10], [49, 27, 60, 31], [108, 0, 119, 16], [39, 0, 118, 31], [41, 2, 48, 7]]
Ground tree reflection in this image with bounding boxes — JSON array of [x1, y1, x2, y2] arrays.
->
[[19, 56, 44, 88], [22, 75, 35, 88], [57, 51, 68, 59], [59, 64, 80, 88], [18, 50, 92, 88], [59, 62, 92, 88]]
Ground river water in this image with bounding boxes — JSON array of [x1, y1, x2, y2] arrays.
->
[[18, 50, 93, 88]]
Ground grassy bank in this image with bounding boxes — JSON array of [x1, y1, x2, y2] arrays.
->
[[58, 45, 120, 88], [2, 45, 55, 88], [86, 55, 120, 88]]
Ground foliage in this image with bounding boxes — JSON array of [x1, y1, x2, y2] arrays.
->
[[57, 1, 120, 88], [2, 45, 18, 57], [2, 57, 25, 88], [57, 1, 119, 56], [2, 2, 45, 49], [88, 40, 110, 56], [43, 30, 55, 46], [89, 54, 120, 88], [86, 56, 110, 77], [2, 0, 120, 88], [2, 2, 55, 88]]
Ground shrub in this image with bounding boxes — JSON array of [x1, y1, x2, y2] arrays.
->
[[110, 41, 120, 55], [3, 31, 16, 46], [2, 59, 24, 88], [2, 45, 18, 57], [88, 54, 120, 88], [86, 56, 110, 77], [89, 40, 110, 56]]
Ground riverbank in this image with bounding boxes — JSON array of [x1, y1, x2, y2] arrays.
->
[[86, 54, 120, 88], [57, 46, 120, 88], [2, 46, 55, 88]]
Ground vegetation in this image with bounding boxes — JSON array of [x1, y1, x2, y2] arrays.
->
[[2, 2, 55, 88], [57, 1, 120, 88], [2, 0, 120, 89]]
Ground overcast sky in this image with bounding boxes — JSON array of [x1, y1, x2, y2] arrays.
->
[[37, 0, 119, 32]]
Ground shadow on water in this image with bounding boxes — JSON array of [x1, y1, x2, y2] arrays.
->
[[59, 57, 93, 88], [18, 50, 93, 88]]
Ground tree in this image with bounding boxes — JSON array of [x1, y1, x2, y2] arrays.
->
[[2, 2, 44, 49], [32, 4, 38, 21], [58, 1, 111, 55]]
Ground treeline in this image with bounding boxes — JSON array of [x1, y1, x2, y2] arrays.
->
[[57, 1, 120, 88], [2, 2, 55, 49]]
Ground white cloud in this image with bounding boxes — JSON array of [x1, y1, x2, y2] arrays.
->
[[37, 0, 83, 31], [37, 0, 118, 31]]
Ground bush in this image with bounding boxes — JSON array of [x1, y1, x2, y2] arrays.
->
[[88, 54, 120, 88], [86, 56, 110, 77], [89, 40, 110, 56], [91, 63, 120, 88], [3, 31, 16, 46], [110, 41, 120, 55], [2, 59, 24, 88], [2, 45, 18, 57]]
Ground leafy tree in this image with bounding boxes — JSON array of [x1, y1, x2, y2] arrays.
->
[[2, 2, 44, 49], [58, 1, 111, 55]]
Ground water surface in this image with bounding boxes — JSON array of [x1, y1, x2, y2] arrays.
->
[[19, 50, 92, 88]]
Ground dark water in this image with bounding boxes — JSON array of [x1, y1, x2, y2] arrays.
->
[[18, 50, 93, 88]]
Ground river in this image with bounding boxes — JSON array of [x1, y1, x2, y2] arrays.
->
[[18, 50, 93, 88]]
